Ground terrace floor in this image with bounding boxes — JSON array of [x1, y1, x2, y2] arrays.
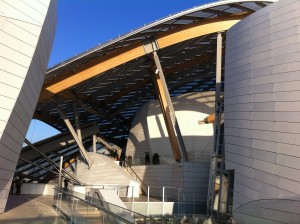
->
[[0, 195, 67, 224]]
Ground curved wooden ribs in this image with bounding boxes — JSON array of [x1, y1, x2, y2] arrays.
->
[[40, 13, 248, 102]]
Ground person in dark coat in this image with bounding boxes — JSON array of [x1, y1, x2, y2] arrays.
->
[[63, 178, 69, 190], [127, 155, 132, 166], [10, 178, 16, 195], [155, 153, 160, 165], [119, 151, 125, 167], [145, 152, 150, 165], [15, 177, 23, 195], [152, 153, 160, 165]]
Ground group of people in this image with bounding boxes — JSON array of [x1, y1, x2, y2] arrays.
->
[[145, 152, 160, 165]]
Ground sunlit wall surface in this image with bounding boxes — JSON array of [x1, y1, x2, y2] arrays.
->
[[126, 92, 215, 164], [225, 0, 300, 223], [0, 0, 57, 213]]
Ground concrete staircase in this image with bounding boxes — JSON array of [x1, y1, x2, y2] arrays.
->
[[77, 153, 132, 184], [76, 152, 139, 197]]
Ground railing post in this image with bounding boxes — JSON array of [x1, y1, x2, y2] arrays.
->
[[147, 186, 150, 217], [193, 188, 195, 215], [177, 188, 180, 216], [58, 156, 63, 189], [163, 186, 165, 216], [132, 186, 135, 214], [54, 187, 142, 224]]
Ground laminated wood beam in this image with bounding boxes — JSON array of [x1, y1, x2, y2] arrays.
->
[[56, 105, 93, 168], [39, 14, 247, 101], [152, 68, 182, 162]]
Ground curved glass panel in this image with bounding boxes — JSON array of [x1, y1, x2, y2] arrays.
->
[[234, 199, 300, 224]]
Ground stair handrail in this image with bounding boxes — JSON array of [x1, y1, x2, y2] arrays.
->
[[54, 187, 139, 223], [124, 161, 148, 195]]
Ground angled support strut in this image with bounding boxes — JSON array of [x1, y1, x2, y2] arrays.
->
[[56, 104, 93, 168], [143, 36, 188, 162]]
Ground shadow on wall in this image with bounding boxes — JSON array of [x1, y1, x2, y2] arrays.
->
[[126, 92, 215, 164]]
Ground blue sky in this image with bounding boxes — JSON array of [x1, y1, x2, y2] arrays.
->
[[26, 0, 214, 143]]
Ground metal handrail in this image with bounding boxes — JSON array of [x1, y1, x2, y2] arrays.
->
[[54, 187, 140, 224], [91, 190, 146, 219], [124, 161, 148, 195]]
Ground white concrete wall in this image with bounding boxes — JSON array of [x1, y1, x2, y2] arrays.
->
[[126, 92, 215, 164], [124, 201, 175, 217], [225, 0, 300, 223], [132, 162, 210, 203], [0, 0, 57, 213], [19, 183, 56, 195]]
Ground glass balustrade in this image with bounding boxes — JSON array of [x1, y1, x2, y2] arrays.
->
[[53, 187, 147, 224]]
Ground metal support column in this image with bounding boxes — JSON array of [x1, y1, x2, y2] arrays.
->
[[207, 32, 224, 216], [58, 156, 63, 189], [214, 32, 222, 154], [143, 37, 187, 162], [215, 32, 223, 214], [93, 134, 97, 153], [74, 103, 82, 143], [57, 105, 93, 168]]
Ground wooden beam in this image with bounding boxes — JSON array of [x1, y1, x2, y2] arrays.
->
[[156, 14, 247, 49], [56, 105, 93, 168], [39, 14, 247, 101], [40, 43, 145, 100], [152, 69, 182, 162], [96, 135, 122, 156], [153, 51, 189, 162]]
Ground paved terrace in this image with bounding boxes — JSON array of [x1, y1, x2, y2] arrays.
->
[[0, 195, 67, 224]]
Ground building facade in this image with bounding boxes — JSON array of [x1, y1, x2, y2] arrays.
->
[[225, 0, 300, 222], [3, 0, 299, 221], [0, 0, 57, 213]]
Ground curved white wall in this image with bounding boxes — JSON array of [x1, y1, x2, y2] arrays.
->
[[0, 0, 57, 213], [225, 0, 300, 223], [126, 92, 215, 164]]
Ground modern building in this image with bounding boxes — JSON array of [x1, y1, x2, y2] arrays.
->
[[225, 0, 300, 222], [1, 0, 300, 223], [0, 0, 57, 213]]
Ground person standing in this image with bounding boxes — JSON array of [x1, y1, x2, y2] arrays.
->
[[15, 177, 23, 195], [127, 155, 132, 166], [156, 153, 160, 165], [152, 153, 156, 165], [145, 152, 150, 165], [119, 152, 125, 167], [152, 153, 160, 165], [10, 178, 16, 195], [63, 178, 69, 190]]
